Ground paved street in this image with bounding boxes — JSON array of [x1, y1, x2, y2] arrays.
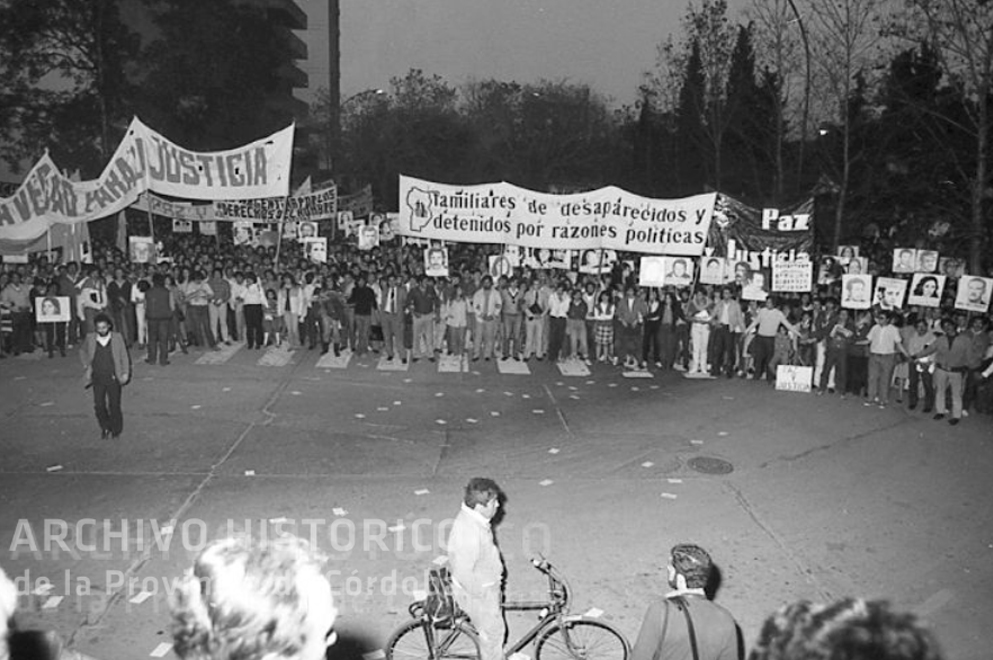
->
[[1, 345, 991, 660]]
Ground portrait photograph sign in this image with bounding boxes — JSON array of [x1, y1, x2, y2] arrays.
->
[[579, 249, 617, 275], [837, 245, 859, 263], [638, 257, 666, 287], [424, 246, 449, 278], [233, 221, 256, 246], [916, 250, 939, 273], [358, 224, 380, 251], [297, 221, 319, 241], [34, 296, 71, 323], [741, 269, 770, 301], [661, 256, 694, 287], [841, 274, 872, 310], [939, 257, 965, 278], [171, 219, 193, 234], [892, 248, 917, 274], [874, 276, 907, 311], [129, 236, 156, 263], [698, 257, 726, 285], [844, 257, 868, 275], [301, 237, 327, 264], [907, 273, 946, 308], [199, 221, 217, 236], [955, 276, 992, 313]]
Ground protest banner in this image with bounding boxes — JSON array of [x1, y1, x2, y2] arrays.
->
[[397, 175, 716, 256], [772, 259, 813, 292], [338, 184, 374, 219], [212, 186, 337, 222], [707, 194, 815, 264], [0, 117, 294, 242]]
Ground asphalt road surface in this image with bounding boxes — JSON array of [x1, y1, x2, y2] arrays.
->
[[1, 344, 991, 660]]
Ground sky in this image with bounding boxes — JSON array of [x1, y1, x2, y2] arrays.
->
[[296, 0, 748, 109]]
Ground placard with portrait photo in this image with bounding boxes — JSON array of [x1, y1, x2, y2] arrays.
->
[[297, 221, 319, 241], [874, 276, 907, 311], [35, 296, 71, 323], [579, 249, 617, 275], [916, 249, 939, 273], [638, 257, 665, 288], [741, 269, 770, 301], [844, 257, 868, 275], [955, 275, 992, 313], [233, 221, 256, 246], [892, 248, 917, 274], [301, 237, 327, 264], [939, 257, 964, 279], [129, 236, 156, 264], [358, 224, 379, 251], [906, 273, 946, 308], [172, 219, 193, 234], [841, 274, 873, 310], [698, 257, 725, 285], [837, 245, 859, 264], [661, 256, 694, 287], [424, 246, 449, 278]]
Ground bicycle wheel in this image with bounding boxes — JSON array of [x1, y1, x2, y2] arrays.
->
[[387, 618, 481, 660], [534, 619, 629, 660]]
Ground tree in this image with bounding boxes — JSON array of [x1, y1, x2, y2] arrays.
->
[[806, 0, 891, 250], [899, 0, 993, 274], [0, 0, 140, 174], [747, 0, 808, 200], [647, 0, 739, 193], [135, 0, 297, 150]]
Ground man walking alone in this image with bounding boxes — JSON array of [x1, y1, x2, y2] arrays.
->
[[80, 313, 131, 439]]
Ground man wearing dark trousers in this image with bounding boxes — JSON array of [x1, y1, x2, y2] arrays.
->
[[630, 544, 743, 660], [144, 274, 174, 366], [80, 314, 131, 439]]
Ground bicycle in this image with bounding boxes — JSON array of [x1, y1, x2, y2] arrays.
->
[[386, 556, 629, 660]]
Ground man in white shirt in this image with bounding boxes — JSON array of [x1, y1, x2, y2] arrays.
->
[[472, 276, 503, 361], [447, 479, 505, 660], [865, 312, 908, 408]]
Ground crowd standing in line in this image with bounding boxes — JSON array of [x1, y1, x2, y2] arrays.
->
[[2, 233, 991, 431]]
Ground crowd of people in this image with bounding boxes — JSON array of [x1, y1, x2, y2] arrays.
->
[[2, 232, 991, 424], [0, 479, 947, 660]]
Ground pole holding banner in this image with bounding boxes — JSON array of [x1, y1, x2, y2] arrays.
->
[[273, 192, 291, 269]]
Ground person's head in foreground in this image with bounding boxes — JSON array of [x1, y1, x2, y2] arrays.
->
[[170, 534, 337, 660], [668, 543, 712, 592], [1, 565, 16, 660], [749, 598, 942, 660], [463, 477, 501, 520]]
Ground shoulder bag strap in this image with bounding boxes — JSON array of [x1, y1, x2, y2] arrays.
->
[[650, 600, 672, 660], [672, 596, 700, 660]]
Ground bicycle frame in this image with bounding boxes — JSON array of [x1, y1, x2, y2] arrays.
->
[[499, 558, 579, 656]]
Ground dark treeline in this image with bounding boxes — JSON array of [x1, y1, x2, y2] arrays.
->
[[0, 0, 989, 271]]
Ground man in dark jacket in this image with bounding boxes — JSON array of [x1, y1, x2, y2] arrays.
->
[[80, 314, 131, 439], [145, 274, 174, 366]]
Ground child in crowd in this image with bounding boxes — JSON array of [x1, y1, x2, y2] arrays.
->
[[593, 290, 615, 364]]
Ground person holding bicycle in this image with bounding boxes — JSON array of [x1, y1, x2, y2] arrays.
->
[[446, 478, 506, 660], [629, 544, 742, 660]]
